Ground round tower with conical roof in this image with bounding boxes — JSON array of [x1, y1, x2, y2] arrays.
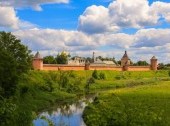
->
[[32, 52, 43, 70], [150, 56, 157, 70]]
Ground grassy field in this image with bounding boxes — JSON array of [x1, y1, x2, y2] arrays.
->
[[83, 78, 170, 126], [1, 70, 169, 126]]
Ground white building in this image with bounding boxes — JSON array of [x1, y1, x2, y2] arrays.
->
[[68, 56, 86, 65]]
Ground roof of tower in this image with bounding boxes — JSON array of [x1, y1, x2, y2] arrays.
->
[[151, 56, 157, 60], [34, 51, 42, 59], [121, 51, 129, 60]]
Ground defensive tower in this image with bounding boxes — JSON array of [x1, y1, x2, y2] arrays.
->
[[32, 52, 43, 70]]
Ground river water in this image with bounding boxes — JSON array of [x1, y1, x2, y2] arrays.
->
[[33, 95, 95, 126]]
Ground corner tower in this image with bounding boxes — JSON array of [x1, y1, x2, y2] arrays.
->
[[32, 52, 43, 70], [150, 56, 157, 70]]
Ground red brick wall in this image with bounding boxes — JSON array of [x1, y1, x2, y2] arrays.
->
[[42, 65, 152, 71], [90, 66, 122, 71], [33, 63, 152, 71], [43, 64, 85, 71], [128, 66, 150, 71]]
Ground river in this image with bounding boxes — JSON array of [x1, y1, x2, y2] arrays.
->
[[33, 95, 95, 126]]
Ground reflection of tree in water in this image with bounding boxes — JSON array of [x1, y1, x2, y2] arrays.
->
[[54, 101, 86, 126], [35, 95, 96, 126], [60, 104, 74, 117], [59, 103, 75, 126]]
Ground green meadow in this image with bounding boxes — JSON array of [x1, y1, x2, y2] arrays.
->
[[1, 70, 170, 126], [83, 71, 170, 126]]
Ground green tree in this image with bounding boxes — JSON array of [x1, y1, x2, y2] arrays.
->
[[158, 63, 165, 70], [112, 57, 118, 65], [0, 32, 32, 97], [133, 61, 149, 66], [117, 60, 121, 65], [86, 57, 93, 63], [56, 52, 70, 64], [43, 55, 56, 64]]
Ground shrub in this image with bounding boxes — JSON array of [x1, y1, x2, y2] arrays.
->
[[168, 71, 170, 77], [20, 86, 29, 95], [92, 70, 99, 79], [115, 75, 121, 80], [88, 77, 95, 84], [99, 72, 106, 80]]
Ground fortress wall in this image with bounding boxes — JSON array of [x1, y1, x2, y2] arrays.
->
[[128, 66, 150, 71], [42, 64, 151, 71], [90, 66, 122, 71], [43, 64, 85, 71], [43, 65, 59, 71]]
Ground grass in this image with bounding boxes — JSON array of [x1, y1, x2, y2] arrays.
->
[[15, 70, 170, 126], [83, 80, 170, 126], [1, 70, 170, 126]]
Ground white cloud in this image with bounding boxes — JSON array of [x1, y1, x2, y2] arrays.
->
[[0, 6, 19, 29], [13, 28, 134, 52], [78, 5, 119, 34], [78, 0, 170, 34], [13, 28, 170, 63], [133, 28, 170, 47], [108, 0, 158, 28], [151, 1, 170, 23], [0, 6, 38, 30], [0, 0, 69, 11]]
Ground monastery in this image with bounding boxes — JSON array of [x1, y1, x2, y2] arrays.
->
[[32, 51, 157, 71]]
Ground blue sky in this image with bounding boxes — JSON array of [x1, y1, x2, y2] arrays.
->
[[0, 0, 170, 63], [16, 0, 170, 30], [16, 0, 112, 29]]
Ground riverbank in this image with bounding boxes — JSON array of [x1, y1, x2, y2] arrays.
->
[[0, 70, 169, 125]]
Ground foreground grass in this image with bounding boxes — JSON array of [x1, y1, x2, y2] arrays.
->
[[1, 70, 169, 126], [83, 81, 170, 126]]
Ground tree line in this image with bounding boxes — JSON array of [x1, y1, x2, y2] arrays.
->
[[43, 54, 151, 66], [43, 52, 70, 64]]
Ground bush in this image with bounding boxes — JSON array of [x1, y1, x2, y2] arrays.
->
[[99, 72, 106, 80], [87, 77, 95, 84], [115, 75, 121, 80], [168, 71, 170, 77], [92, 70, 99, 79]]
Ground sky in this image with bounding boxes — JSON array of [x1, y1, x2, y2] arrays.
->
[[0, 0, 170, 63]]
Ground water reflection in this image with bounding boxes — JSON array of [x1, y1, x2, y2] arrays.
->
[[33, 96, 94, 126]]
